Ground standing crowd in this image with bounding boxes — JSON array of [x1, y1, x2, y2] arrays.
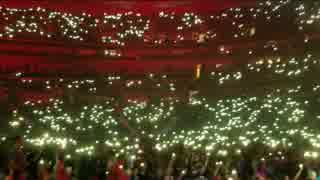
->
[[1, 136, 320, 180]]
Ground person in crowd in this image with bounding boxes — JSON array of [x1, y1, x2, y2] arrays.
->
[[38, 163, 50, 180], [8, 136, 27, 180], [317, 170, 320, 180], [5, 139, 320, 180], [26, 149, 43, 180], [55, 150, 69, 180], [78, 156, 90, 180], [164, 153, 175, 180], [107, 157, 130, 180]]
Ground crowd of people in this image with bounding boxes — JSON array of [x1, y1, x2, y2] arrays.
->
[[0, 1, 313, 49], [1, 136, 320, 180], [1, 1, 320, 180]]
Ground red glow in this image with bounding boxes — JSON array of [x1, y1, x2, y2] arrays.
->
[[0, 0, 252, 75], [0, 0, 254, 15], [0, 54, 231, 74]]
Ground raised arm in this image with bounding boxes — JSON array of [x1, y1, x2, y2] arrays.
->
[[293, 164, 304, 180], [200, 155, 210, 175], [165, 153, 176, 176], [214, 162, 222, 176]]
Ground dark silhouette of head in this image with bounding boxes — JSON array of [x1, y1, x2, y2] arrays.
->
[[14, 136, 23, 148]]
